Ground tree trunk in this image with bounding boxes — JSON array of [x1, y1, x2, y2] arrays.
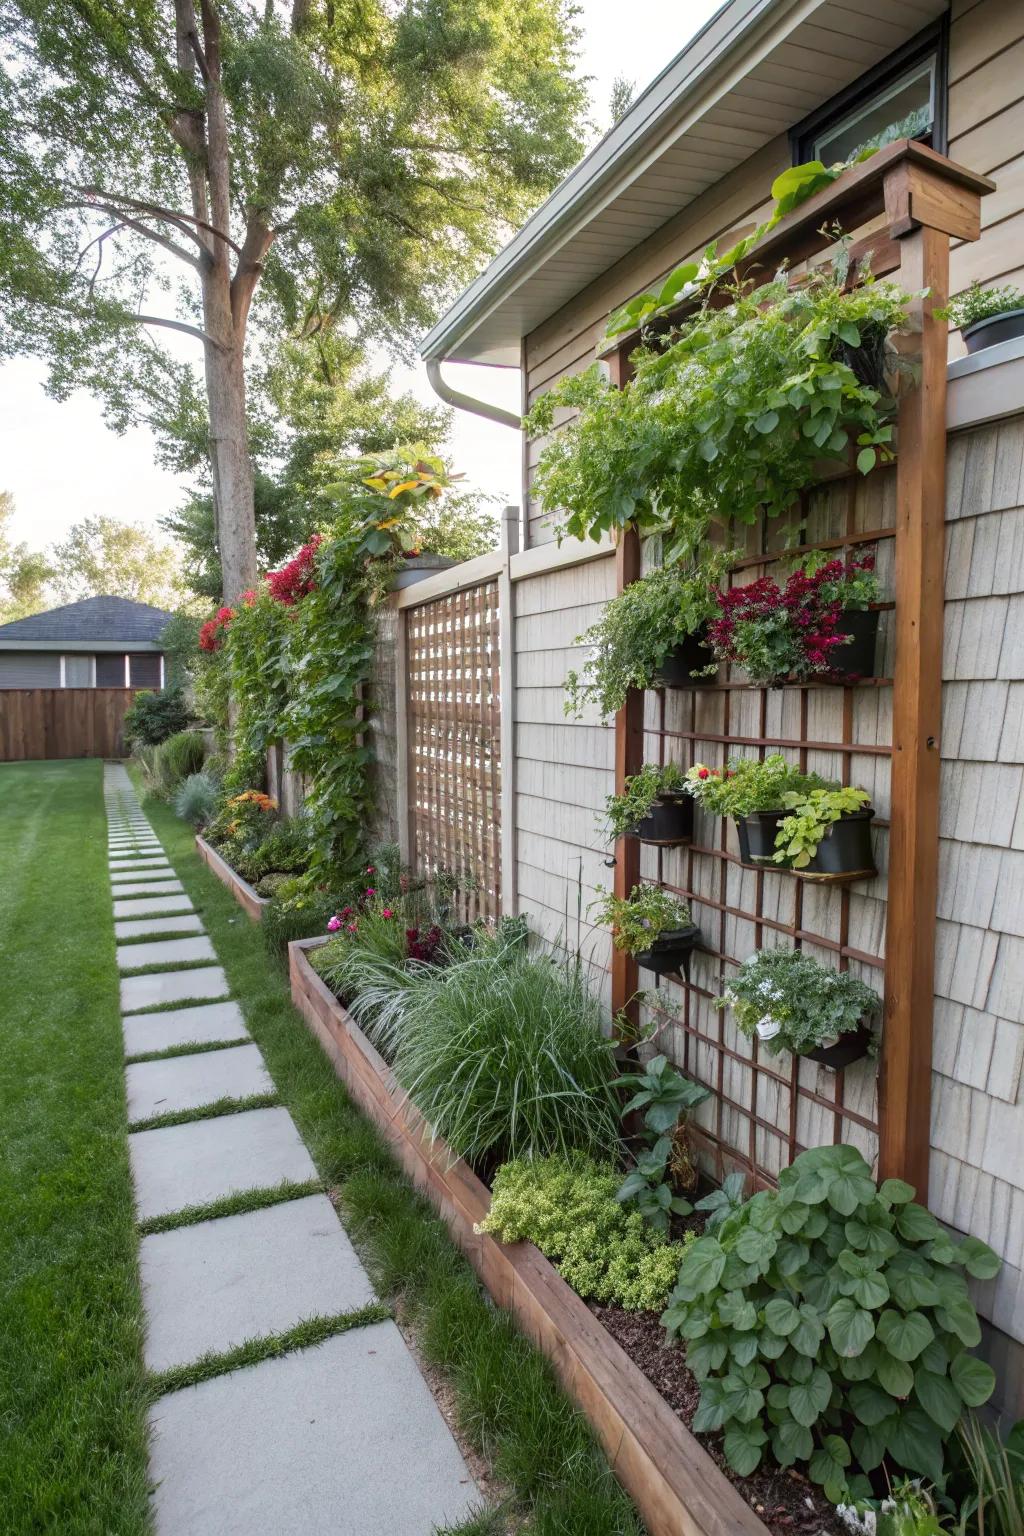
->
[[200, 257, 257, 602]]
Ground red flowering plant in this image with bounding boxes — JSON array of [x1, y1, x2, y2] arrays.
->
[[198, 604, 236, 652], [707, 556, 878, 686], [265, 534, 323, 605], [684, 754, 828, 818]]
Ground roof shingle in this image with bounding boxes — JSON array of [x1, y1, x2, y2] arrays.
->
[[0, 595, 174, 645]]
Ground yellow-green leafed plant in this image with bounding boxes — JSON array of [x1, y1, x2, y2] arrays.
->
[[480, 1155, 689, 1311]]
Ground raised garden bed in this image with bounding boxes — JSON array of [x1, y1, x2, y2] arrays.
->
[[195, 833, 269, 922], [288, 936, 771, 1536]]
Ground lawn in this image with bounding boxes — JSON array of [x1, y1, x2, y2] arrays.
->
[[0, 760, 151, 1534]]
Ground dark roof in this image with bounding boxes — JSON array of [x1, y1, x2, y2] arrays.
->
[[0, 595, 174, 645]]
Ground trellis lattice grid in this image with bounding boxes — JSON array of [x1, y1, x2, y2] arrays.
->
[[406, 582, 502, 923], [640, 465, 895, 1189]]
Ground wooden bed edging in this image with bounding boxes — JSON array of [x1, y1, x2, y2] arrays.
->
[[288, 936, 769, 1536], [195, 834, 269, 922]]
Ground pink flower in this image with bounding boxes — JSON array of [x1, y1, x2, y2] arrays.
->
[[366, 865, 376, 875], [365, 887, 376, 897], [327, 915, 342, 932], [381, 908, 395, 919], [346, 922, 358, 934]]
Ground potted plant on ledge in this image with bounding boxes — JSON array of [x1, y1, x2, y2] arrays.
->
[[602, 762, 693, 847], [707, 556, 880, 687], [685, 754, 876, 879], [718, 947, 881, 1068], [940, 279, 1024, 355], [592, 884, 700, 979]]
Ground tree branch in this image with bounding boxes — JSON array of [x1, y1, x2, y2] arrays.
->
[[69, 185, 242, 259], [128, 313, 223, 347], [71, 202, 203, 271]]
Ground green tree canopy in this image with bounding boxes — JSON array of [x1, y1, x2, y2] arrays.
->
[[0, 0, 586, 599], [0, 493, 54, 621], [51, 515, 184, 608]]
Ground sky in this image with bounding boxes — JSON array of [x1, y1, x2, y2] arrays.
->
[[0, 0, 723, 550]]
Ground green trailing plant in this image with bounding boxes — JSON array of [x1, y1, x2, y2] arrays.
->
[[386, 946, 621, 1168], [613, 1055, 709, 1233], [602, 762, 688, 842], [772, 785, 871, 870], [527, 264, 911, 551], [591, 885, 694, 958], [605, 151, 888, 338], [479, 1156, 690, 1311], [939, 280, 1024, 332], [719, 947, 881, 1058], [173, 770, 221, 829], [147, 729, 206, 797], [685, 754, 828, 818], [564, 554, 733, 721], [661, 1143, 1000, 1498], [123, 686, 191, 749]]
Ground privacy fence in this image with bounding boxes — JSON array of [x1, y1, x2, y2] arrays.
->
[[0, 687, 143, 762], [375, 152, 1024, 1409]]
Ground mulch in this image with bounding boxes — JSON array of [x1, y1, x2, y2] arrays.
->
[[589, 1303, 849, 1536]]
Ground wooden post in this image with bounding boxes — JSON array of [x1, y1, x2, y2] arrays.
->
[[499, 506, 518, 916], [611, 525, 644, 1032], [393, 595, 412, 866], [878, 161, 984, 1192]]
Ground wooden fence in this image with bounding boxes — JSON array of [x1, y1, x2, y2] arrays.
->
[[0, 688, 142, 762]]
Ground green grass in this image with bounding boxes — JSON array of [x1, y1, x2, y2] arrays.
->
[[140, 775, 647, 1536], [137, 1179, 324, 1236], [147, 1303, 392, 1395], [124, 1037, 250, 1064], [0, 761, 151, 1534], [127, 1090, 280, 1133]]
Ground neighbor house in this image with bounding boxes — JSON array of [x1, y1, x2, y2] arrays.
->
[[412, 0, 1024, 1408], [0, 595, 173, 689]]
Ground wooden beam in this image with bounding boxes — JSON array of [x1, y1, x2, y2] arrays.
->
[[878, 205, 952, 1194]]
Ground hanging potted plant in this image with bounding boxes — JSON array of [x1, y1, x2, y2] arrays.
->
[[717, 947, 880, 1068], [707, 556, 880, 687], [591, 885, 700, 979], [684, 755, 822, 865], [564, 553, 734, 721], [940, 279, 1024, 355], [602, 762, 693, 847]]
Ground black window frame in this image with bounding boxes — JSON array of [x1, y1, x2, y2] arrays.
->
[[790, 17, 949, 167]]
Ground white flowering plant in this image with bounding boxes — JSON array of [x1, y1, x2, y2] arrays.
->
[[718, 947, 880, 1057]]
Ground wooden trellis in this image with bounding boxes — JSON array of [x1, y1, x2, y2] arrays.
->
[[609, 140, 993, 1196], [405, 581, 502, 922]]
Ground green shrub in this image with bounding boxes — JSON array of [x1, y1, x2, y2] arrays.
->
[[124, 686, 191, 748], [391, 947, 620, 1167], [480, 1156, 689, 1311], [249, 817, 312, 879], [662, 1144, 999, 1500], [602, 761, 688, 842], [590, 883, 693, 957], [148, 729, 206, 796], [613, 1054, 709, 1232], [684, 753, 828, 818], [262, 881, 347, 961], [174, 769, 221, 828]]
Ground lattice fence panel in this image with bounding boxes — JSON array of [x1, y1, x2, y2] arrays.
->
[[406, 582, 501, 922], [640, 465, 894, 1189]]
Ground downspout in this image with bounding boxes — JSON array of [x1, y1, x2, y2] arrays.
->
[[425, 358, 522, 430]]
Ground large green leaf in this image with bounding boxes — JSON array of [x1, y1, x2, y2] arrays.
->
[[935, 1295, 983, 1348], [957, 1236, 1001, 1280], [852, 1421, 891, 1473], [826, 1296, 875, 1358], [686, 1336, 729, 1377], [876, 1353, 914, 1399], [950, 1351, 997, 1407], [788, 1367, 832, 1427], [771, 1417, 814, 1467], [887, 1406, 945, 1485], [679, 1236, 726, 1295], [827, 1166, 876, 1216], [718, 1292, 757, 1330], [914, 1367, 962, 1433], [848, 1381, 898, 1426], [809, 1434, 852, 1502], [895, 1203, 943, 1244], [723, 1421, 768, 1477], [878, 1178, 915, 1206], [790, 1303, 826, 1357], [876, 1308, 935, 1362]]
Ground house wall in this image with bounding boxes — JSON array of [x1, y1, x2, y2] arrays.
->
[[523, 0, 1024, 547]]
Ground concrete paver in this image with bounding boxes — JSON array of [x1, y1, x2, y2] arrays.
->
[[126, 1042, 273, 1120]]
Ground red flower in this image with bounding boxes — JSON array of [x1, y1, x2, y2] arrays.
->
[[216, 605, 235, 626], [266, 534, 323, 605], [698, 768, 710, 780], [242, 589, 257, 606], [381, 908, 395, 919], [198, 618, 221, 653]]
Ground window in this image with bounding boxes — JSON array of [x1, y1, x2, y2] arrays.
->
[[63, 654, 94, 687], [792, 21, 947, 167], [96, 653, 126, 687], [128, 653, 162, 688]]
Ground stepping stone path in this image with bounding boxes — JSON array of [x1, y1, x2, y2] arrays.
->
[[104, 764, 478, 1534]]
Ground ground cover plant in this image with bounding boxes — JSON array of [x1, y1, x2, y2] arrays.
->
[[0, 761, 150, 1535], [480, 1156, 688, 1310], [661, 1144, 999, 1501], [140, 779, 645, 1536]]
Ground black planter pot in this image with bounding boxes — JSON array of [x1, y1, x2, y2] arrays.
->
[[654, 627, 715, 687], [735, 817, 756, 867], [963, 309, 1024, 355], [631, 792, 694, 847], [828, 608, 879, 682], [741, 808, 877, 881], [804, 1021, 874, 1069], [634, 924, 701, 980]]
